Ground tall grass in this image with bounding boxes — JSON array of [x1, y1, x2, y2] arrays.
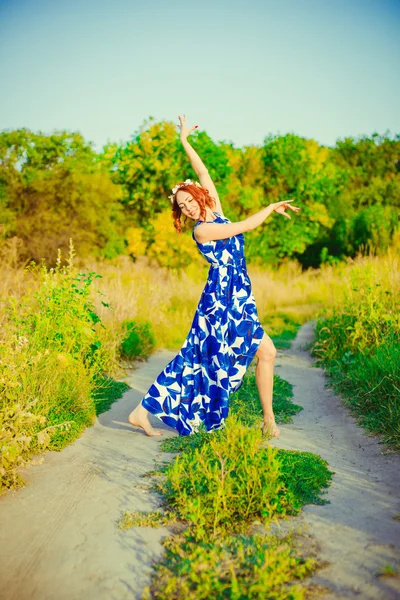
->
[[82, 255, 348, 350], [0, 242, 130, 491], [313, 251, 400, 450]]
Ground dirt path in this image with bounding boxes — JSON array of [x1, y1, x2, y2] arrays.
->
[[1, 323, 400, 599]]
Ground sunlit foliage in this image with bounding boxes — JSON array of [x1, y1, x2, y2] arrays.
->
[[1, 121, 399, 269]]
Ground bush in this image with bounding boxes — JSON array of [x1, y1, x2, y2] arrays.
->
[[0, 242, 119, 491], [143, 531, 316, 600], [120, 319, 156, 360], [160, 417, 297, 539]]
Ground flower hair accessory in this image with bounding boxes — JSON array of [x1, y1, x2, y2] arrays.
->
[[168, 179, 202, 203]]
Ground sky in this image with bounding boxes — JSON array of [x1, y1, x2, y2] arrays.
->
[[0, 0, 399, 151]]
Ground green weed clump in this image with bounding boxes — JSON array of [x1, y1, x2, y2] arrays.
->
[[120, 319, 156, 360], [313, 255, 400, 449], [91, 374, 130, 415], [119, 510, 176, 530], [161, 370, 303, 456], [160, 417, 332, 538], [143, 530, 317, 600], [161, 418, 295, 539]]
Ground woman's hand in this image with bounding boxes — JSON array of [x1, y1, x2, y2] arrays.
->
[[177, 114, 198, 141], [269, 199, 300, 219]]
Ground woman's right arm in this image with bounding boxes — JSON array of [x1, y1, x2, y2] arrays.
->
[[194, 200, 300, 244]]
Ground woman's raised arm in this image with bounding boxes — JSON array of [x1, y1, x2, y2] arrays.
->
[[194, 200, 300, 244], [178, 114, 224, 215]]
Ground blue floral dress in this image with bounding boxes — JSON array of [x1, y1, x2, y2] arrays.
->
[[141, 212, 265, 436]]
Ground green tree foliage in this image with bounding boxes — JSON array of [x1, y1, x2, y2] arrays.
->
[[297, 134, 400, 266], [1, 122, 399, 268], [0, 129, 126, 263], [327, 133, 400, 259], [223, 144, 266, 220], [102, 119, 233, 261], [243, 135, 337, 265], [103, 117, 182, 229], [332, 133, 400, 208]]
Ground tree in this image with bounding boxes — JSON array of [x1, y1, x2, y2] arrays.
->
[[103, 118, 182, 229], [244, 134, 337, 265], [0, 129, 125, 263]]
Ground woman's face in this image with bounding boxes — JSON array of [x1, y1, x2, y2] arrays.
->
[[176, 190, 200, 221]]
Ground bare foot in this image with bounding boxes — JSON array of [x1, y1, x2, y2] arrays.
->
[[262, 419, 281, 438], [128, 406, 163, 437]]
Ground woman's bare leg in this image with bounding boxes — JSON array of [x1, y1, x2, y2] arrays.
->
[[255, 334, 280, 437], [128, 403, 163, 436]]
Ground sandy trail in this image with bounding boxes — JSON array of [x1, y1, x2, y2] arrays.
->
[[0, 323, 399, 599]]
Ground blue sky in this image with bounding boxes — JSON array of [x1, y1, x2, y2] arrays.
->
[[0, 0, 399, 151]]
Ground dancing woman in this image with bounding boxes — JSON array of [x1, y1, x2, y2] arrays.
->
[[129, 115, 300, 437]]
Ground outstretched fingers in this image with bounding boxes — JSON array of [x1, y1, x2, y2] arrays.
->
[[276, 199, 301, 213], [178, 114, 198, 138]]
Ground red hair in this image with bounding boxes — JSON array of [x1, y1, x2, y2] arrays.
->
[[171, 183, 216, 233]]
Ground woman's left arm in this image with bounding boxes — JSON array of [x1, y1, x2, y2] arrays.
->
[[178, 115, 224, 215]]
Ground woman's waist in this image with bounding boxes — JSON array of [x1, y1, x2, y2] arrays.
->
[[208, 256, 247, 269]]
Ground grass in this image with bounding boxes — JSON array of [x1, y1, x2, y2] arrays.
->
[[2, 231, 399, 594], [83, 255, 345, 351], [142, 530, 319, 600], [231, 369, 302, 426], [317, 344, 400, 450], [92, 374, 131, 415], [0, 242, 135, 491], [313, 253, 400, 451], [263, 312, 303, 350]]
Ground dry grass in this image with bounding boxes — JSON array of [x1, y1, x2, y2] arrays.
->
[[1, 239, 398, 351]]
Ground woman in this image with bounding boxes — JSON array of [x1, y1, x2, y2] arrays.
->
[[129, 115, 300, 437]]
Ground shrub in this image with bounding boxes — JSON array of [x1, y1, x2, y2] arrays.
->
[[0, 241, 118, 491], [160, 417, 296, 539], [120, 319, 156, 360], [143, 531, 317, 600]]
